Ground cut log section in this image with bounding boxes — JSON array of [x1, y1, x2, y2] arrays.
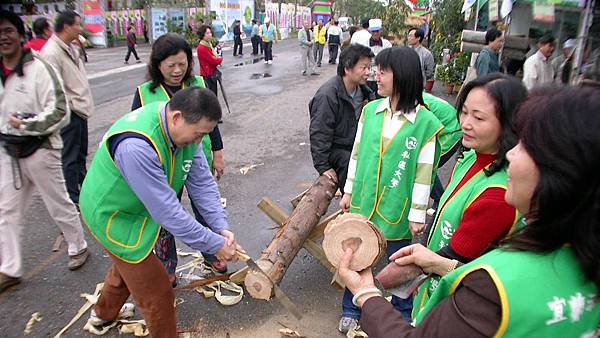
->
[[245, 174, 338, 300], [322, 213, 386, 271]]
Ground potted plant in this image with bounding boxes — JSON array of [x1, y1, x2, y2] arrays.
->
[[435, 64, 454, 94]]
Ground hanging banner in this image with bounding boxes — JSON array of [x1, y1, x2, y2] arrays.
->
[[533, 2, 555, 22], [152, 8, 168, 40], [489, 0, 499, 21], [83, 0, 106, 47], [210, 0, 254, 40], [134, 9, 143, 36]]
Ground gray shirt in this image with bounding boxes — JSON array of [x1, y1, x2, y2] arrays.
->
[[113, 106, 228, 254], [413, 45, 436, 83], [475, 47, 500, 77]]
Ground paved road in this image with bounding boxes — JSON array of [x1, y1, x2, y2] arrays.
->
[[0, 39, 457, 338]]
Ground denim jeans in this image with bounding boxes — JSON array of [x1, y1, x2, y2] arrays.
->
[[341, 239, 413, 322]]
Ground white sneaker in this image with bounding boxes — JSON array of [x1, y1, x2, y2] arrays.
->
[[88, 303, 135, 327], [267, 60, 273, 64], [264, 60, 268, 64]]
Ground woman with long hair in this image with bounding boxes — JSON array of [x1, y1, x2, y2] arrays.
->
[[338, 86, 600, 337], [412, 73, 526, 317], [130, 33, 228, 285], [337, 47, 444, 332]]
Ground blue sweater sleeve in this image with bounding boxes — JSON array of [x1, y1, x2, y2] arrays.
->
[[113, 138, 226, 254]]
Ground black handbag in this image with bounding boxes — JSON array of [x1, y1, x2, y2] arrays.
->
[[0, 133, 47, 158]]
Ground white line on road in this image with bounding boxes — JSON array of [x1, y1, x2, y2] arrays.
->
[[87, 42, 254, 80]]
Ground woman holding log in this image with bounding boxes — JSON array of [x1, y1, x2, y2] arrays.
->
[[338, 86, 600, 337], [337, 47, 444, 331], [410, 73, 527, 317], [130, 33, 228, 286]]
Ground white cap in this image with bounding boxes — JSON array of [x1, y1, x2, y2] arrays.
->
[[563, 39, 576, 49], [264, 17, 271, 24], [368, 19, 382, 32]]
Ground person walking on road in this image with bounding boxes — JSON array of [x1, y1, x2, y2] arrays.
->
[[41, 10, 94, 207], [124, 26, 141, 64], [81, 87, 244, 337], [299, 20, 318, 76], [250, 19, 262, 55], [313, 19, 327, 67], [0, 10, 89, 294], [327, 20, 342, 64], [260, 17, 277, 64], [232, 20, 243, 57]]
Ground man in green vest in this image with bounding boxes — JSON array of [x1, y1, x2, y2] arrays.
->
[[80, 87, 242, 337]]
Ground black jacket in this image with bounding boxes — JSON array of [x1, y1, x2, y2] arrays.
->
[[308, 75, 375, 176]]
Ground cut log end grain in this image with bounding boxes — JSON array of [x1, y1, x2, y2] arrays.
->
[[245, 269, 274, 300], [322, 213, 387, 271]]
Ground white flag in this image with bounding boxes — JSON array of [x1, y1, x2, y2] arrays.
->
[[501, 0, 513, 18]]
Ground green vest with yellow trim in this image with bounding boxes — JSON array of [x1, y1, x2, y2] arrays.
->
[[136, 75, 213, 169], [412, 149, 519, 318], [415, 247, 600, 337], [422, 92, 462, 156], [80, 102, 198, 263], [349, 99, 443, 240]]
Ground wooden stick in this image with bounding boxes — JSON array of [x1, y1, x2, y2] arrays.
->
[[257, 197, 289, 227]]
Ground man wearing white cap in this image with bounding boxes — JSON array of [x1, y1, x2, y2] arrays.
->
[[553, 38, 575, 84], [365, 18, 392, 94], [259, 17, 277, 64]]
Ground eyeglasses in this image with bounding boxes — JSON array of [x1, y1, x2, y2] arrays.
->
[[0, 27, 18, 37]]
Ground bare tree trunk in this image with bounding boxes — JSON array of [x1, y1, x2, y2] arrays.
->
[[245, 174, 337, 300]]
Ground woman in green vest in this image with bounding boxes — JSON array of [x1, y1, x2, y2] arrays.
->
[[337, 47, 443, 332], [410, 73, 527, 317], [130, 34, 228, 284], [337, 86, 600, 337]]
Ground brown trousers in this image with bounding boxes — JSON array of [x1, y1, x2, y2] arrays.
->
[[95, 252, 177, 337]]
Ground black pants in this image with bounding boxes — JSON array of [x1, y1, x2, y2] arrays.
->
[[328, 43, 339, 63], [263, 41, 273, 61], [233, 36, 243, 56], [251, 36, 261, 54], [203, 75, 218, 96], [125, 45, 139, 62], [61, 113, 88, 204]]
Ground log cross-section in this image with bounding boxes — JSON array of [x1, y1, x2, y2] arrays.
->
[[245, 174, 337, 300]]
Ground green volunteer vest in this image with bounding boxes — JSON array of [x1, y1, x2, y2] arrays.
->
[[80, 102, 199, 263], [415, 247, 600, 337], [350, 100, 443, 240], [137, 76, 213, 169], [413, 150, 520, 317], [422, 92, 462, 156]]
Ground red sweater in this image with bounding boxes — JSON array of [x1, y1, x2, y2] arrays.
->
[[24, 38, 47, 52], [444, 153, 516, 259], [196, 44, 223, 77]]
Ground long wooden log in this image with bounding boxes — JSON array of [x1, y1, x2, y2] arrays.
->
[[245, 174, 338, 300], [461, 30, 529, 50], [461, 42, 526, 59]]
